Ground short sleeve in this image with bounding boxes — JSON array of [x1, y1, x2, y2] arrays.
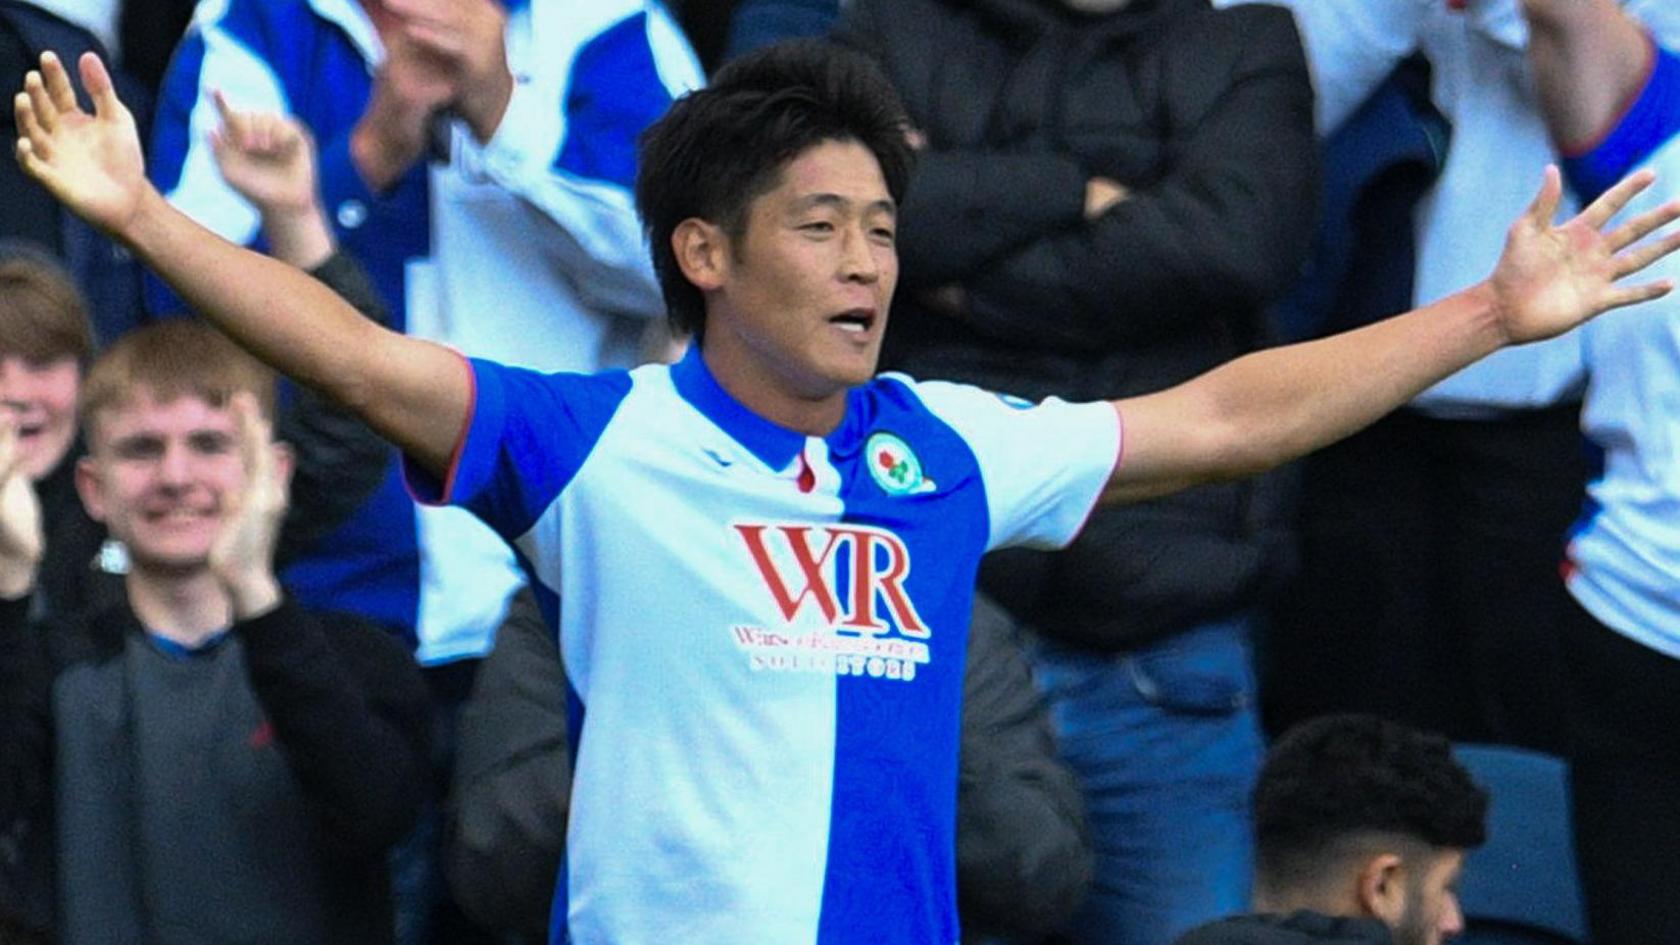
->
[[1561, 42, 1680, 201], [906, 380, 1122, 552], [403, 358, 633, 540]]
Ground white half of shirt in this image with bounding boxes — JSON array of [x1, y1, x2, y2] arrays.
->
[[1216, 0, 1680, 415]]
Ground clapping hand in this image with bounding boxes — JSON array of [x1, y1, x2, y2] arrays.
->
[[209, 394, 291, 620], [0, 419, 43, 600]]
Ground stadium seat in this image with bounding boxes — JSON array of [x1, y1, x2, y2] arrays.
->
[[1452, 744, 1585, 945]]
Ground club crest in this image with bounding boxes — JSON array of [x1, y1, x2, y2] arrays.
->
[[866, 432, 937, 496]]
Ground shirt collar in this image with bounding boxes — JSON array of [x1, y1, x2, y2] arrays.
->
[[670, 346, 870, 470], [304, 0, 383, 64], [146, 628, 231, 662]]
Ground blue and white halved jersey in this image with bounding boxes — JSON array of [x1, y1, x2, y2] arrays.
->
[[409, 348, 1121, 945]]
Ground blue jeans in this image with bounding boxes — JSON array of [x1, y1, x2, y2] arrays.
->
[[1033, 616, 1263, 945]]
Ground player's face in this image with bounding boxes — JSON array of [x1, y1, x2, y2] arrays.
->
[[77, 389, 246, 574], [704, 138, 899, 421], [0, 353, 81, 481]]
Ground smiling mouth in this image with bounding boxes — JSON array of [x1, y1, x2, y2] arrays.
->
[[144, 509, 215, 525], [829, 309, 877, 334]]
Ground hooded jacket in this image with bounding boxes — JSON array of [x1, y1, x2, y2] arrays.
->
[[1176, 911, 1396, 945], [839, 0, 1318, 649]]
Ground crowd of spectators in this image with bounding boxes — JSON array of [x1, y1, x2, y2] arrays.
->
[[0, 0, 1677, 943]]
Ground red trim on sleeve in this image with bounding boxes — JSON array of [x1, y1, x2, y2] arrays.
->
[[1560, 31, 1659, 159], [1112, 401, 1127, 474], [403, 350, 478, 506], [439, 351, 478, 502], [1560, 542, 1582, 583]]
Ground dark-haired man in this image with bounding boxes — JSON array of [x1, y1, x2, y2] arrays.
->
[[1175, 715, 1487, 945], [13, 39, 1680, 945]]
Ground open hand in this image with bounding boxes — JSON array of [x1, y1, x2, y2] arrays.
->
[[0, 419, 43, 599], [209, 394, 290, 619], [211, 93, 320, 218], [1490, 166, 1680, 345], [13, 51, 148, 238]]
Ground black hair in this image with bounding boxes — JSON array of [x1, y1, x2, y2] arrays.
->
[[1254, 715, 1488, 887], [634, 40, 914, 339]]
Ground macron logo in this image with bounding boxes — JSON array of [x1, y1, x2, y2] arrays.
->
[[734, 523, 929, 637]]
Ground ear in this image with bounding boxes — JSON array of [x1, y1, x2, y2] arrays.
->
[[673, 218, 729, 293], [1356, 853, 1408, 926], [75, 454, 107, 524]]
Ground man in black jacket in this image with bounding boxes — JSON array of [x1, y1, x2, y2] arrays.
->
[[836, 1, 1318, 942], [1176, 716, 1487, 945], [0, 318, 431, 944]]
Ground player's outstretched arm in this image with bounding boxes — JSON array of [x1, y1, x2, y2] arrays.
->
[[1103, 166, 1680, 505], [12, 51, 468, 477]]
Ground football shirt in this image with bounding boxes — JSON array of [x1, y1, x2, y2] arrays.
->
[[409, 347, 1121, 944]]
